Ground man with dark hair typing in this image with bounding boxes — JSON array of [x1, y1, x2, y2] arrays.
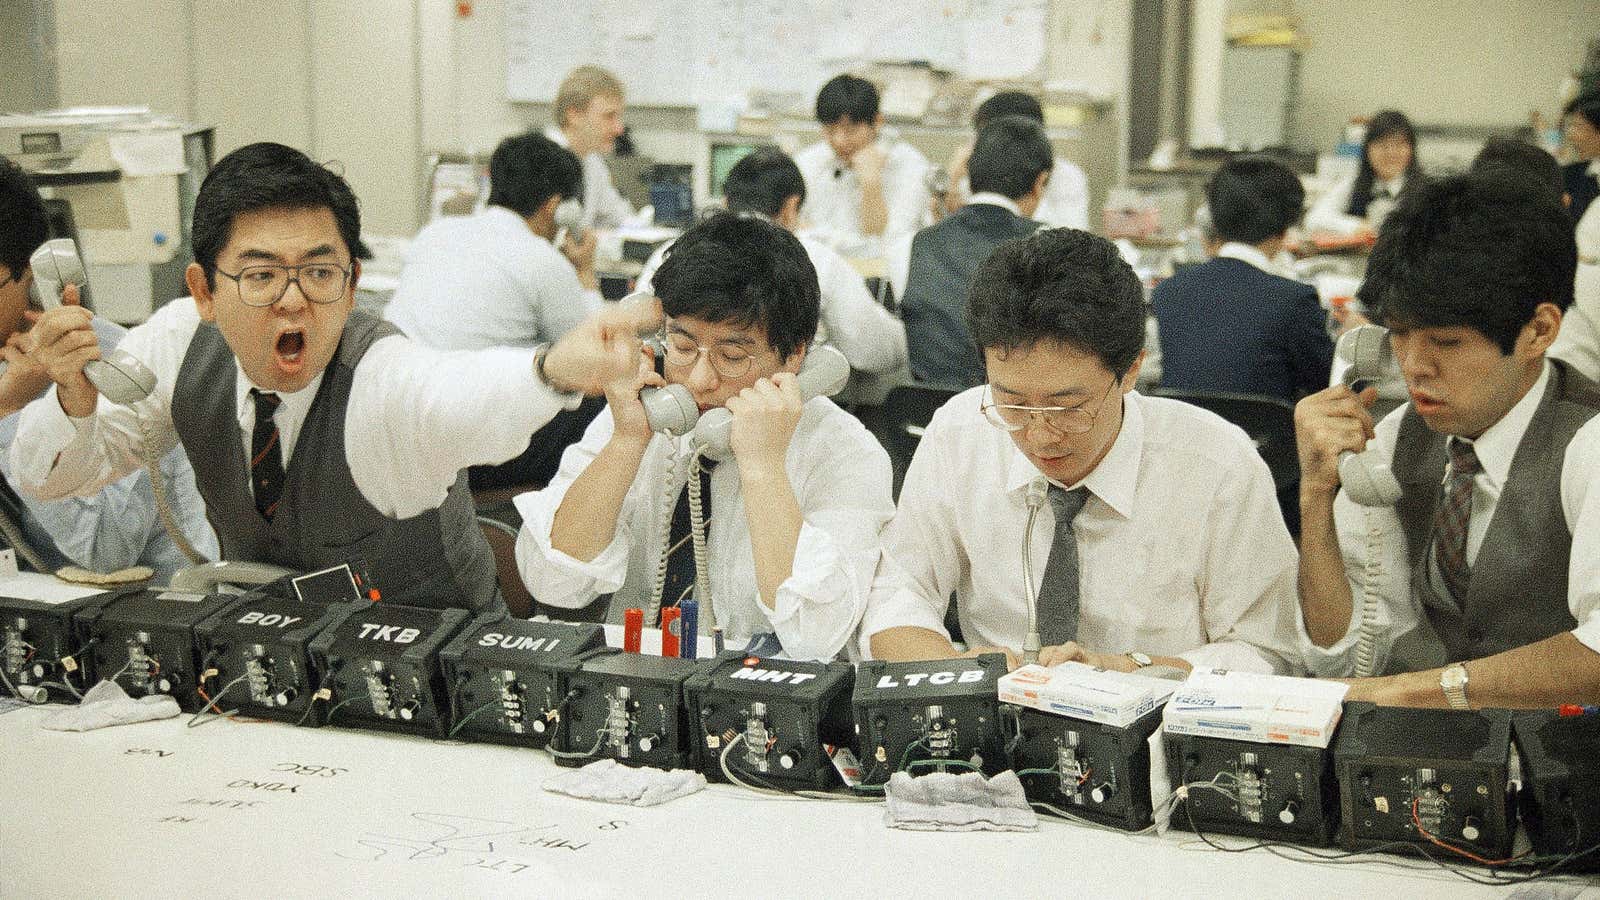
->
[[1295, 173, 1600, 707], [516, 212, 893, 660], [863, 228, 1300, 672], [12, 142, 650, 612]]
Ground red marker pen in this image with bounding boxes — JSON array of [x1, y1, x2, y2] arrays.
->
[[623, 608, 643, 653]]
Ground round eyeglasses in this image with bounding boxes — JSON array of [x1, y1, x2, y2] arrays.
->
[[660, 331, 758, 380], [214, 262, 352, 307], [980, 379, 1119, 436]]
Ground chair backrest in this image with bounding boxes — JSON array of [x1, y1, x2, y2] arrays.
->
[[871, 383, 963, 499], [1150, 389, 1301, 535], [477, 516, 533, 619]]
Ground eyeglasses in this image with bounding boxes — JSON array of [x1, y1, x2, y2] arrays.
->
[[981, 379, 1120, 436], [215, 261, 352, 307], [660, 329, 759, 380]]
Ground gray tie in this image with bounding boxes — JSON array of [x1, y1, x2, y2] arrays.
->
[[1037, 485, 1090, 645]]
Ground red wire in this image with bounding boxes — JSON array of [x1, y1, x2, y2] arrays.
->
[[1408, 797, 1528, 866]]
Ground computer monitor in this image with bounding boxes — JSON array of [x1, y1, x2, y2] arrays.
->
[[708, 142, 766, 198]]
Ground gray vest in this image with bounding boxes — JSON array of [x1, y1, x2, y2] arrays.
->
[[903, 203, 1040, 387], [1389, 359, 1600, 668], [170, 309, 501, 613]]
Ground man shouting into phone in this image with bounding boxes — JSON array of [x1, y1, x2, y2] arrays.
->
[[515, 213, 894, 659]]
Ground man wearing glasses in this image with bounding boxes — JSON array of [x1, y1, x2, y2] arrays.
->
[[13, 143, 649, 612], [515, 213, 894, 660], [862, 228, 1300, 673]]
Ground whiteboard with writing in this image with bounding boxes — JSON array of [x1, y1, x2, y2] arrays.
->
[[506, 0, 1049, 107]]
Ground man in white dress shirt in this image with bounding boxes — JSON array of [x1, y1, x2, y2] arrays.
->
[[543, 65, 634, 233], [794, 74, 930, 246], [941, 91, 1089, 230], [863, 228, 1300, 672], [516, 213, 894, 660], [636, 148, 906, 376], [1295, 173, 1600, 709], [13, 143, 650, 613], [385, 130, 604, 489]]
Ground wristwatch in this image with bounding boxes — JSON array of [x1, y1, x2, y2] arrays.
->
[[1126, 651, 1154, 669], [1439, 663, 1470, 710], [531, 343, 582, 409]]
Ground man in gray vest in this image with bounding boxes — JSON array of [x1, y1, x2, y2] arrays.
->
[[900, 115, 1050, 387], [1296, 173, 1600, 708], [12, 142, 651, 613]]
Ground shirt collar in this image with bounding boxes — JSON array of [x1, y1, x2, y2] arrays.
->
[[543, 125, 570, 149], [233, 360, 324, 437], [1455, 358, 1551, 487], [967, 192, 1021, 215], [1374, 174, 1405, 197], [1002, 389, 1144, 519], [1588, 159, 1600, 178], [1216, 241, 1275, 272]]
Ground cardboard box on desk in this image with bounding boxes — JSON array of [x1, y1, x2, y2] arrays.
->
[[998, 662, 1175, 728], [1163, 667, 1348, 748]]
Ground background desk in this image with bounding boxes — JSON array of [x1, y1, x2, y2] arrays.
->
[[5, 705, 1592, 898]]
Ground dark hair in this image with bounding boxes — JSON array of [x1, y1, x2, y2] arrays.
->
[[815, 74, 879, 125], [1206, 154, 1305, 244], [191, 142, 362, 288], [973, 91, 1044, 129], [722, 148, 805, 217], [652, 212, 819, 361], [1564, 90, 1600, 131], [0, 156, 49, 282], [1349, 110, 1422, 217], [968, 228, 1145, 377], [968, 115, 1053, 200], [1469, 137, 1563, 204], [487, 131, 583, 217], [1359, 173, 1576, 353]]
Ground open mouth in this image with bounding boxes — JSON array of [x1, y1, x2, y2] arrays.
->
[[275, 329, 306, 365]]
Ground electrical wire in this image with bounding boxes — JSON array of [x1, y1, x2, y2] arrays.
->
[[324, 695, 368, 724], [546, 728, 608, 761], [647, 448, 681, 624], [187, 674, 247, 728], [292, 675, 335, 727], [447, 698, 502, 739]]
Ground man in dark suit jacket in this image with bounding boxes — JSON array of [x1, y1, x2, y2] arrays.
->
[[1562, 92, 1600, 226], [1152, 156, 1333, 405], [901, 116, 1050, 387]]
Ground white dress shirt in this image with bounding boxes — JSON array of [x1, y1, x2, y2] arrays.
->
[[636, 231, 907, 375], [861, 387, 1302, 672], [514, 398, 895, 661], [794, 139, 931, 246], [952, 157, 1089, 230], [543, 126, 634, 231], [1305, 172, 1407, 236], [11, 298, 570, 521], [1552, 200, 1600, 381], [1303, 360, 1600, 675], [384, 205, 601, 351]]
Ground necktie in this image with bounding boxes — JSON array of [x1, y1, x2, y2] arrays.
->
[[1432, 439, 1480, 604], [661, 459, 716, 619], [250, 389, 286, 520], [1036, 485, 1090, 645]]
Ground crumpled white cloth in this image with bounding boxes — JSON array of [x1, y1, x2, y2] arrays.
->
[[543, 758, 706, 807], [883, 769, 1038, 832], [40, 679, 180, 732]]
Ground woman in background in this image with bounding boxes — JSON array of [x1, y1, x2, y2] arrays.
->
[[1305, 109, 1423, 237]]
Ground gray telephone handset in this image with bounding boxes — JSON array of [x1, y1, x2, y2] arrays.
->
[[552, 197, 584, 251], [168, 560, 294, 594], [1334, 325, 1404, 506], [639, 343, 851, 460], [24, 239, 158, 404]]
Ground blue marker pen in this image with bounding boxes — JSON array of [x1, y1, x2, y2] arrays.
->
[[678, 599, 698, 660]]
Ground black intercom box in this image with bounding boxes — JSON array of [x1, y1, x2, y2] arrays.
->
[[76, 588, 238, 712], [1014, 704, 1165, 831], [1335, 703, 1514, 857], [1165, 731, 1340, 845], [0, 585, 121, 704], [550, 649, 705, 770], [438, 616, 606, 748], [193, 586, 350, 725], [851, 654, 1009, 786], [683, 651, 855, 790], [1512, 710, 1600, 871], [307, 603, 469, 739]]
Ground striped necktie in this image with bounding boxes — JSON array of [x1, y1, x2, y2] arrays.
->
[[1432, 438, 1480, 604], [250, 389, 286, 520]]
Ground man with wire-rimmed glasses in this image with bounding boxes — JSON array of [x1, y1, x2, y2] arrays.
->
[[13, 142, 652, 613], [861, 228, 1302, 674]]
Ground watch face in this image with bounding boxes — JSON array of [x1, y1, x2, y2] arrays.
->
[[1129, 652, 1153, 667]]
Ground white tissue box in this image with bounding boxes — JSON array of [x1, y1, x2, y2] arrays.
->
[[997, 662, 1176, 727], [1162, 667, 1348, 749]]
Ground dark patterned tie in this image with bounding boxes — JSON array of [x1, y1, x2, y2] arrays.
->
[[661, 460, 716, 619], [250, 389, 286, 521], [1432, 439, 1480, 604], [1037, 485, 1091, 645]]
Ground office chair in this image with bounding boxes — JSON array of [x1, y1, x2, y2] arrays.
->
[[1149, 389, 1302, 537], [871, 383, 963, 501], [477, 515, 533, 619]]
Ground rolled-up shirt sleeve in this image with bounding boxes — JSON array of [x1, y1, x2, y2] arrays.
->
[[1563, 420, 1600, 658]]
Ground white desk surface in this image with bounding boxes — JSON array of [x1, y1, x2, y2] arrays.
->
[[4, 703, 1595, 899]]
